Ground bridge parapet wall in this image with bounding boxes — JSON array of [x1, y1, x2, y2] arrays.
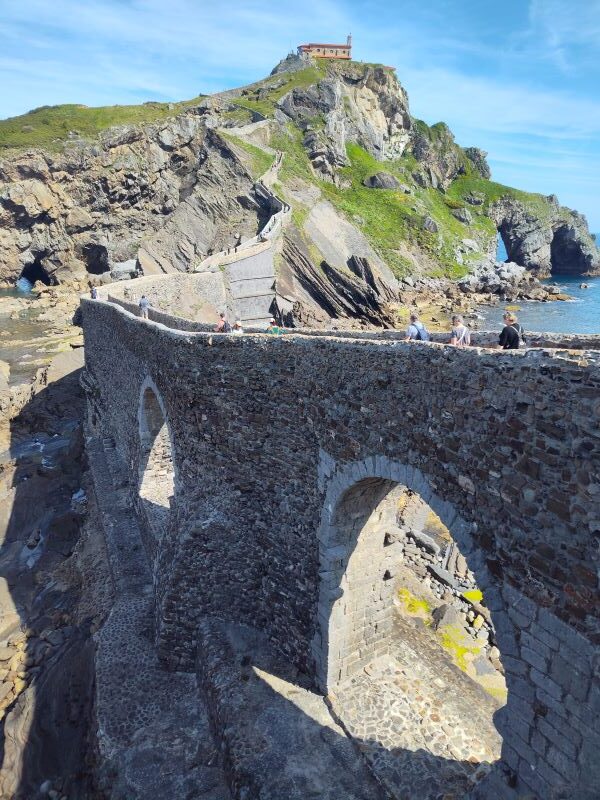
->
[[95, 276, 600, 350], [81, 297, 600, 799]]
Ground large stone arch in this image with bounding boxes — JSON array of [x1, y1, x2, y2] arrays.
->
[[136, 376, 177, 563], [312, 455, 517, 693], [312, 455, 526, 794]]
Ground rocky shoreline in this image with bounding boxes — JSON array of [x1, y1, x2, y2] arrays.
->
[[0, 284, 101, 798], [392, 260, 571, 333]]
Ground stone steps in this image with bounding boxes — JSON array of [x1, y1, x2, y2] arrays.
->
[[226, 247, 276, 327]]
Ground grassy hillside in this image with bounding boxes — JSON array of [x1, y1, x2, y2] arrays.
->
[[270, 125, 486, 278], [220, 132, 275, 179], [0, 97, 205, 152]]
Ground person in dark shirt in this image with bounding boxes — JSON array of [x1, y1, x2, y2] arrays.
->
[[498, 312, 526, 350]]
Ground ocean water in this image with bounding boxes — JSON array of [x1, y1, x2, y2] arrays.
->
[[482, 233, 600, 334], [0, 287, 54, 383]]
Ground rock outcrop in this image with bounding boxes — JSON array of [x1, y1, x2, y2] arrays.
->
[[279, 234, 396, 327], [363, 172, 401, 190], [409, 122, 471, 189], [491, 197, 599, 277], [457, 260, 565, 301], [277, 62, 412, 181], [0, 118, 269, 282]]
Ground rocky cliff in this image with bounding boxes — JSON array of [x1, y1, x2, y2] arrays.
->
[[0, 55, 598, 322], [0, 119, 268, 284]]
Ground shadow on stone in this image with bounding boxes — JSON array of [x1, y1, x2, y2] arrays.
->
[[196, 617, 515, 800], [0, 363, 99, 799]]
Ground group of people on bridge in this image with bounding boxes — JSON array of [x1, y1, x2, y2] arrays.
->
[[129, 293, 526, 349], [214, 312, 283, 336], [405, 311, 526, 350]]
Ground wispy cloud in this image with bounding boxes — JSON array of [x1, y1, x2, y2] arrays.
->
[[0, 0, 598, 227], [396, 65, 600, 140], [527, 0, 600, 66]]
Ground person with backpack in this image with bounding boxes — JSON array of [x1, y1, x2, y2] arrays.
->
[[450, 315, 471, 347], [405, 313, 430, 342], [498, 312, 526, 350], [215, 312, 232, 333]]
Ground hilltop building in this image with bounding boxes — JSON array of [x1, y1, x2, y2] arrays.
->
[[298, 34, 352, 60]]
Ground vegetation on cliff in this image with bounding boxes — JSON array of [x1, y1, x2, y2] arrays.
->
[[0, 56, 597, 290], [0, 97, 205, 152]]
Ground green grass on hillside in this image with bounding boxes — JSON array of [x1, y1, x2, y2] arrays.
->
[[269, 129, 474, 279], [321, 143, 472, 278], [231, 62, 329, 119], [0, 97, 205, 152], [446, 174, 553, 221], [220, 132, 275, 179]]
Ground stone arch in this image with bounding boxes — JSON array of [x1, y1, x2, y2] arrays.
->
[[550, 224, 590, 275], [312, 456, 517, 693], [136, 377, 176, 559]]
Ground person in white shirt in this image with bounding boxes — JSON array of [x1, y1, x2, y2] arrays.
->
[[450, 315, 471, 347]]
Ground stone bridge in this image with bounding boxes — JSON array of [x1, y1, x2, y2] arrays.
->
[[81, 295, 600, 800]]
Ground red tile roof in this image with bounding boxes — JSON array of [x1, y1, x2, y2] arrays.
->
[[299, 43, 350, 49]]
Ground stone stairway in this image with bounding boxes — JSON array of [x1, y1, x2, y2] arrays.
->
[[226, 245, 276, 328], [190, 149, 288, 330], [87, 435, 231, 799]]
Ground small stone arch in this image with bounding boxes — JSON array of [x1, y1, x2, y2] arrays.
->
[[136, 377, 176, 559], [312, 455, 517, 693]]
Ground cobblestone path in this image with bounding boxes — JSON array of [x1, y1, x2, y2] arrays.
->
[[331, 617, 503, 800]]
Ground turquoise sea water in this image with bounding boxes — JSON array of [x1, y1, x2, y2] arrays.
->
[[481, 234, 600, 334]]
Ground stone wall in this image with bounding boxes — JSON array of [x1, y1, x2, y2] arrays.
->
[[102, 271, 226, 324], [95, 276, 600, 350], [81, 298, 600, 800]]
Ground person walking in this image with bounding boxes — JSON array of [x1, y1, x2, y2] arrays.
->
[[90, 286, 98, 300], [138, 295, 150, 320], [405, 313, 430, 342], [450, 315, 471, 347], [215, 312, 232, 333], [498, 312, 526, 350]]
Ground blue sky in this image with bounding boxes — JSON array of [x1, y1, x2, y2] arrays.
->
[[2, 0, 599, 229]]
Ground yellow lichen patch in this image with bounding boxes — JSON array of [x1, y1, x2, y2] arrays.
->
[[462, 589, 484, 603], [438, 625, 481, 672], [471, 614, 485, 630], [422, 509, 452, 542], [397, 588, 432, 624], [482, 683, 509, 703], [396, 491, 412, 515]]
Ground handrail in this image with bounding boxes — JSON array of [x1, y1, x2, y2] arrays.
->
[[191, 149, 290, 273]]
